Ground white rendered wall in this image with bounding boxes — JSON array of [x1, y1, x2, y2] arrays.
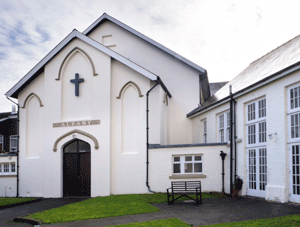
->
[[89, 21, 201, 145], [149, 145, 230, 193], [190, 70, 300, 203], [0, 156, 17, 197], [110, 60, 151, 194]]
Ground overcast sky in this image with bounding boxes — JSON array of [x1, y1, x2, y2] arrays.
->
[[1, 0, 300, 112]]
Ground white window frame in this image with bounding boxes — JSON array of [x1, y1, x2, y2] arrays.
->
[[202, 119, 207, 143], [288, 83, 300, 143], [0, 135, 3, 151], [0, 162, 16, 175], [246, 98, 267, 148], [10, 135, 17, 153], [218, 111, 230, 143], [172, 155, 203, 174]]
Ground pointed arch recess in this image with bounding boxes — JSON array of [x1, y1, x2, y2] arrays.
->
[[22, 93, 44, 109], [56, 47, 98, 81], [116, 81, 143, 99], [53, 129, 99, 152]]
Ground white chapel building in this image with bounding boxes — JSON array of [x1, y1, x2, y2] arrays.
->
[[3, 13, 300, 204]]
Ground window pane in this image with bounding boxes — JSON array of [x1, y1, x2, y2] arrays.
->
[[11, 163, 15, 172], [4, 164, 9, 172], [64, 140, 77, 153], [78, 140, 90, 152], [0, 164, 2, 173], [185, 156, 192, 161], [184, 163, 193, 173], [194, 163, 202, 173], [173, 164, 180, 173], [195, 156, 202, 161], [174, 156, 180, 162]]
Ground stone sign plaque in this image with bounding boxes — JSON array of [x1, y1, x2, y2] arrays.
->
[[53, 120, 100, 128]]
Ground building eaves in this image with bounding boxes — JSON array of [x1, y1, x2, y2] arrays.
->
[[6, 30, 158, 98], [83, 13, 206, 74], [187, 34, 300, 118]]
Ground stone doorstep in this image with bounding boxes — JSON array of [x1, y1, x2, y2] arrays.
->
[[13, 217, 42, 225]]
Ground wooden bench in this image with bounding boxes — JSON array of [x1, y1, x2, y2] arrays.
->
[[167, 181, 202, 205]]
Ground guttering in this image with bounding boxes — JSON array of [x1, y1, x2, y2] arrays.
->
[[146, 81, 159, 193], [187, 60, 300, 118], [6, 96, 19, 198]]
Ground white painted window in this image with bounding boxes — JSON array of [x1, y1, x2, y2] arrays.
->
[[246, 98, 267, 146], [202, 120, 207, 143], [218, 111, 230, 143], [288, 83, 300, 142], [0, 163, 16, 175], [173, 155, 203, 174], [10, 135, 17, 153], [0, 135, 3, 151], [246, 98, 267, 197]]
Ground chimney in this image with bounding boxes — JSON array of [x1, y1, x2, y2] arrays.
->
[[12, 105, 17, 114]]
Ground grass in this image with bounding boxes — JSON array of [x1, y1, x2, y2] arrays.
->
[[110, 218, 191, 226], [0, 197, 37, 207], [27, 192, 222, 224], [207, 214, 300, 226]]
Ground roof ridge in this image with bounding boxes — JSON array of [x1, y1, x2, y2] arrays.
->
[[83, 13, 206, 73], [250, 34, 300, 65]]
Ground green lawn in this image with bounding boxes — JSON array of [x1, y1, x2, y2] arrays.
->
[[27, 192, 222, 224], [110, 218, 191, 227], [207, 214, 300, 226], [0, 197, 37, 206]]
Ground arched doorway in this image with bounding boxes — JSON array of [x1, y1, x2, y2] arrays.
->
[[63, 139, 91, 197]]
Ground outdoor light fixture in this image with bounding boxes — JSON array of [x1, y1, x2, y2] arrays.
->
[[268, 132, 277, 140]]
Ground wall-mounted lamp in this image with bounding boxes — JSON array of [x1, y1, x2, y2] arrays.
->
[[268, 132, 277, 140]]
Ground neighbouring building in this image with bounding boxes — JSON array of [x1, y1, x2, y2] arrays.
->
[[0, 107, 18, 197]]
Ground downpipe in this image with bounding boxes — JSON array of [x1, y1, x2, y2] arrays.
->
[[6, 96, 20, 197], [146, 81, 159, 193]]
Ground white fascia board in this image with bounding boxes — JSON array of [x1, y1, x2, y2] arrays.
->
[[76, 32, 157, 81], [188, 63, 300, 118], [6, 30, 77, 98], [6, 30, 157, 98], [83, 13, 206, 74]]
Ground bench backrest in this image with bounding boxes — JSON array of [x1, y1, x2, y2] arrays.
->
[[171, 181, 201, 191]]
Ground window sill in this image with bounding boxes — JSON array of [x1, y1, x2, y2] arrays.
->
[[169, 174, 206, 179], [0, 174, 17, 178]]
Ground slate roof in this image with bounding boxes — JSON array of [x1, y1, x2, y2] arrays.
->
[[209, 82, 228, 96], [188, 34, 300, 117]]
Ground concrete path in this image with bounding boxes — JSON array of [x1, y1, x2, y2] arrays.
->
[[40, 196, 300, 227], [0, 198, 86, 227]]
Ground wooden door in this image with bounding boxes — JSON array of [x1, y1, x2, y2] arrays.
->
[[63, 139, 91, 197]]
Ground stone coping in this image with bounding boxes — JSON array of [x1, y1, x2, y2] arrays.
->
[[149, 143, 227, 149]]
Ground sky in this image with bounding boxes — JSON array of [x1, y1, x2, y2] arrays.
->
[[1, 0, 300, 112]]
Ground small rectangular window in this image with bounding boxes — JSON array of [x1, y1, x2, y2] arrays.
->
[[259, 99, 266, 118], [10, 135, 18, 153], [0, 164, 2, 173], [173, 155, 203, 174], [0, 135, 3, 151], [248, 103, 256, 121]]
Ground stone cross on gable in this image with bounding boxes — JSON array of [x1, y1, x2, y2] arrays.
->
[[70, 73, 84, 96]]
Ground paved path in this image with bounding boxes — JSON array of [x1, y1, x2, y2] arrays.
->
[[41, 196, 300, 227], [2, 196, 300, 226], [0, 198, 86, 227]]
